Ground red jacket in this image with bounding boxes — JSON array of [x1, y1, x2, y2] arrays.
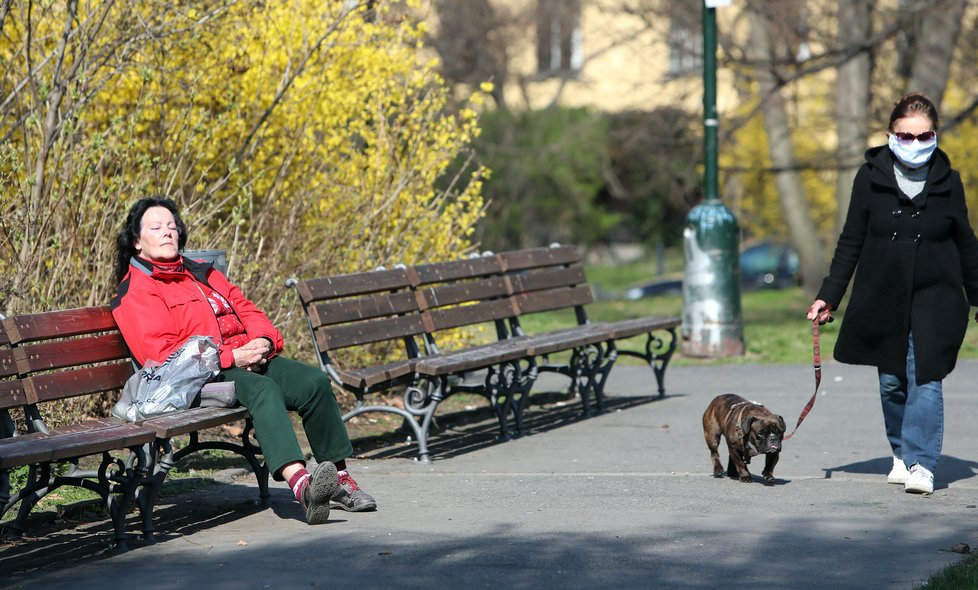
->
[[111, 256, 284, 369]]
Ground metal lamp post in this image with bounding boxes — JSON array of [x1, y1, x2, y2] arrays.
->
[[680, 0, 744, 357]]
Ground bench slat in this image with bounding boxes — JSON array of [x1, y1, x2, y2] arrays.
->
[[3, 306, 116, 344], [0, 380, 29, 410], [524, 324, 614, 356], [27, 362, 133, 403], [515, 285, 594, 314], [317, 315, 425, 350], [297, 269, 411, 303], [421, 276, 510, 309], [0, 348, 16, 379], [412, 257, 502, 284], [606, 316, 682, 339], [13, 333, 130, 374], [426, 299, 516, 332], [497, 246, 580, 271], [508, 266, 588, 294], [414, 339, 530, 375], [308, 291, 419, 327], [140, 406, 249, 438], [0, 423, 155, 468], [339, 359, 416, 388]]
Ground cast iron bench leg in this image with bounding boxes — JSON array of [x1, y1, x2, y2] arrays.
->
[[4, 463, 52, 541], [616, 328, 678, 398], [136, 440, 172, 542], [99, 449, 147, 551], [343, 378, 441, 464], [510, 359, 538, 436]]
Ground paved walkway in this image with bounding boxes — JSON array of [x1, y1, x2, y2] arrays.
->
[[4, 361, 978, 589]]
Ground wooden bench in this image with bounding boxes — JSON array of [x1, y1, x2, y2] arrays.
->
[[292, 245, 680, 463], [0, 306, 268, 550]]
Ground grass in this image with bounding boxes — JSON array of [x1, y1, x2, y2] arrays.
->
[[925, 552, 978, 589]]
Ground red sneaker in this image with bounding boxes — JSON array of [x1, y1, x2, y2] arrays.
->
[[330, 472, 378, 512]]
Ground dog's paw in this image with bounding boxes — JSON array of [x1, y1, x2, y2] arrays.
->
[[738, 475, 753, 483], [713, 469, 725, 478]]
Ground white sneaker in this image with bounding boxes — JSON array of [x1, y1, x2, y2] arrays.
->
[[905, 464, 934, 494], [887, 456, 910, 484]]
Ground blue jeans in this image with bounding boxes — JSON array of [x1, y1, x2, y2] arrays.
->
[[878, 333, 943, 472]]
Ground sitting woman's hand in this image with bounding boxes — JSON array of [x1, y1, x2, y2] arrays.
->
[[247, 337, 273, 359], [233, 339, 272, 371]]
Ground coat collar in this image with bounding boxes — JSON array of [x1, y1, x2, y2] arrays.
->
[[131, 255, 214, 284], [864, 145, 953, 206]]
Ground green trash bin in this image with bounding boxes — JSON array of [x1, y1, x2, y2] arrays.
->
[[681, 200, 744, 357]]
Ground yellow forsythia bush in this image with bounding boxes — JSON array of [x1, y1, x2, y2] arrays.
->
[[0, 1, 487, 415]]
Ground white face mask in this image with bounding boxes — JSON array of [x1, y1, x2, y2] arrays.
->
[[888, 133, 937, 169]]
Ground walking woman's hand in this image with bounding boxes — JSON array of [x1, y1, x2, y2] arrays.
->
[[807, 299, 834, 325]]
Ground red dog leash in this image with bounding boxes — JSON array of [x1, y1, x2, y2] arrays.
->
[[784, 318, 821, 440]]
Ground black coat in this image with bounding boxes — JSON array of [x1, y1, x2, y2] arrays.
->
[[816, 145, 978, 384]]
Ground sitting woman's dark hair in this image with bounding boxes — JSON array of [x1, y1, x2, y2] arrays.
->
[[114, 197, 188, 283]]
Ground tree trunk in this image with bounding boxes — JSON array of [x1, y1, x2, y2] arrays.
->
[[833, 0, 873, 236], [905, 0, 967, 104], [746, 5, 826, 295]]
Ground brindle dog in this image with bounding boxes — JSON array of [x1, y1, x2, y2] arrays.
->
[[702, 393, 785, 484]]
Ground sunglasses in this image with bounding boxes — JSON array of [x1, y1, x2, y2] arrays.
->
[[892, 131, 936, 144]]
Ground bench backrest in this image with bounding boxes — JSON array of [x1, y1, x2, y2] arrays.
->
[[397, 246, 592, 349], [497, 246, 592, 322], [293, 245, 594, 365], [294, 268, 425, 364], [412, 255, 512, 336], [1, 307, 133, 424]]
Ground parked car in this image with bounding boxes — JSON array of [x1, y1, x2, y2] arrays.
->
[[739, 241, 800, 290], [622, 241, 799, 300]]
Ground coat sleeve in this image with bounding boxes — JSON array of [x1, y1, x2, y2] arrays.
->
[[206, 268, 285, 366], [816, 166, 871, 308], [112, 275, 191, 367], [949, 171, 978, 306]]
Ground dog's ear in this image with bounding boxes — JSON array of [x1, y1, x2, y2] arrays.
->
[[776, 415, 786, 431], [740, 416, 756, 436]]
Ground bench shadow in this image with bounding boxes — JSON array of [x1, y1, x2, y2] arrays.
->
[[0, 484, 272, 577], [350, 391, 672, 461], [822, 454, 978, 488]]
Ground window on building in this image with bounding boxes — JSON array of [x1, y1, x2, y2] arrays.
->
[[536, 0, 582, 76], [667, 18, 702, 77]]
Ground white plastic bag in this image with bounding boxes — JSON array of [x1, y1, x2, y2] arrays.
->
[[113, 336, 220, 422]]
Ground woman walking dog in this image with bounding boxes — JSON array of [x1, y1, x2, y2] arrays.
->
[[807, 93, 978, 495]]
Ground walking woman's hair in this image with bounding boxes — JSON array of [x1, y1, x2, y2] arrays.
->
[[888, 93, 940, 132], [114, 197, 188, 283]]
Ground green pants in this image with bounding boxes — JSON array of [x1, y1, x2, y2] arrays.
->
[[219, 356, 352, 479]]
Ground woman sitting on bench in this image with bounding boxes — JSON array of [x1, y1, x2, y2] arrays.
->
[[110, 197, 377, 524]]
